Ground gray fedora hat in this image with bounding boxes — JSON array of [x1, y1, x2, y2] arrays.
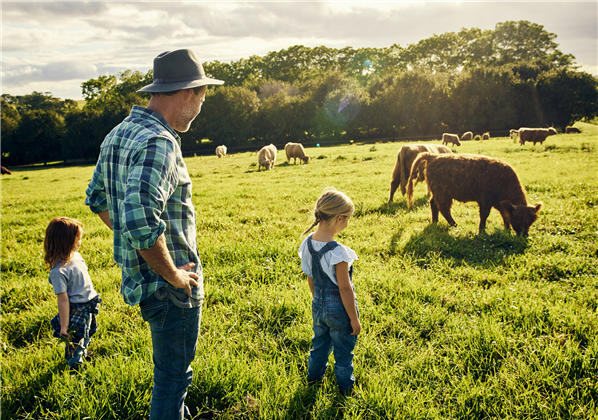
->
[[137, 49, 224, 93]]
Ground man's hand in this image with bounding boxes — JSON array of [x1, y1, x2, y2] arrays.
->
[[164, 262, 200, 297], [139, 235, 199, 297]]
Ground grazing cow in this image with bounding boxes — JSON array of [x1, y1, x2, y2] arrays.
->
[[565, 126, 581, 134], [442, 133, 461, 146], [388, 144, 452, 202], [407, 153, 543, 236], [1, 166, 11, 175], [482, 132, 490, 140], [284, 142, 310, 164], [258, 144, 277, 171], [518, 127, 558, 145], [510, 129, 519, 140], [460, 131, 473, 141], [215, 145, 227, 158]]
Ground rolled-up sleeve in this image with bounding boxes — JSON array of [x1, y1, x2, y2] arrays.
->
[[122, 137, 178, 251], [85, 160, 108, 214]]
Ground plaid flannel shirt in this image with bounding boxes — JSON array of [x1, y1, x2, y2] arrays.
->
[[85, 106, 203, 306], [51, 295, 101, 341]]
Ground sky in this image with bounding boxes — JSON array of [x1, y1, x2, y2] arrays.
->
[[2, 1, 597, 101]]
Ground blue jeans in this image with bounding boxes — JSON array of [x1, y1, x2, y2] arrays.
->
[[140, 293, 202, 420], [307, 292, 359, 392]]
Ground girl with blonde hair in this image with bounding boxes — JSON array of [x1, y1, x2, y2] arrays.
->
[[298, 188, 361, 396]]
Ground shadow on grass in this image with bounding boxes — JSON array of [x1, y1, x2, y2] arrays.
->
[[1, 359, 68, 417], [400, 223, 530, 267], [354, 196, 429, 218], [4, 318, 51, 349], [283, 381, 350, 420], [284, 384, 319, 420]]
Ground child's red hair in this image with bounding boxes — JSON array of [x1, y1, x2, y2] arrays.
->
[[44, 217, 83, 269]]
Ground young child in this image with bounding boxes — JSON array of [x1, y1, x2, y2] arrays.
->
[[298, 188, 361, 396], [44, 217, 101, 370]]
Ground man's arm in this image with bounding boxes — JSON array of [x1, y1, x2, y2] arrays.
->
[[138, 234, 199, 297], [97, 210, 113, 230]]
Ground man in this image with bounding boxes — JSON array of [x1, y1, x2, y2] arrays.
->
[[85, 49, 223, 419]]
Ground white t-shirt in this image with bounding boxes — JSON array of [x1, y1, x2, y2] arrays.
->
[[48, 252, 98, 304], [298, 233, 358, 285]]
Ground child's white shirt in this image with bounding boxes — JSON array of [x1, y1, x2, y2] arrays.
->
[[298, 233, 358, 285], [48, 252, 98, 304]]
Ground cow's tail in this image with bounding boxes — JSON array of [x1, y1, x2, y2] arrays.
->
[[406, 153, 432, 209]]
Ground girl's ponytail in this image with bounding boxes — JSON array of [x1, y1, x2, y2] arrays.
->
[[302, 188, 354, 236]]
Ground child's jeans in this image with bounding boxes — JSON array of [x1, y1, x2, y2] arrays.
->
[[307, 291, 359, 392]]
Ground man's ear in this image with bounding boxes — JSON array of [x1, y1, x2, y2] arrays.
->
[[183, 89, 194, 102]]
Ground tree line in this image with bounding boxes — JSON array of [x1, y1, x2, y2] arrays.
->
[[2, 20, 597, 166]]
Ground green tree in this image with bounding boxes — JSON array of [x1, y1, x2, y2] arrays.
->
[[537, 69, 598, 130], [5, 110, 64, 165], [189, 86, 260, 149], [13, 91, 77, 114], [366, 70, 448, 138], [203, 56, 264, 88], [82, 70, 152, 115], [1, 96, 20, 158], [448, 66, 519, 133], [253, 87, 310, 144], [491, 21, 574, 69], [61, 108, 105, 162], [400, 27, 498, 74], [310, 81, 369, 142], [400, 21, 573, 74], [81, 70, 153, 155]]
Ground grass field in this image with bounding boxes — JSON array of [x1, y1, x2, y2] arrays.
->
[[2, 123, 597, 419]]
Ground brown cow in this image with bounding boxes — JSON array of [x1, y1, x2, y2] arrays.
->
[[518, 127, 558, 145], [284, 142, 310, 164], [460, 131, 473, 141], [442, 133, 461, 146], [1, 166, 11, 175], [388, 144, 452, 202], [482, 132, 490, 140], [565, 126, 581, 134], [407, 153, 542, 235]]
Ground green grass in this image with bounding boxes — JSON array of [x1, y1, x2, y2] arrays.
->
[[2, 122, 597, 419]]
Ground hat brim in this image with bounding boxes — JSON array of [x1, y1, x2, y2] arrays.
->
[[137, 77, 224, 93]]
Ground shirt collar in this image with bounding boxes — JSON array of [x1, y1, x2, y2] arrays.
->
[[131, 105, 181, 145]]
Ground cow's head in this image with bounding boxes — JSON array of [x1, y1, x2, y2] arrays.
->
[[501, 200, 543, 236], [301, 156, 311, 164]]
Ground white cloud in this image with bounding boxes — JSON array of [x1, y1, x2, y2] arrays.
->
[[2, 61, 98, 86], [1, 1, 596, 99]]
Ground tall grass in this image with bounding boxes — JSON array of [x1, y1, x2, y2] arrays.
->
[[2, 123, 597, 419]]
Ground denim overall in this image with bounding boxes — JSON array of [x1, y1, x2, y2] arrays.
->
[[306, 237, 359, 392]]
